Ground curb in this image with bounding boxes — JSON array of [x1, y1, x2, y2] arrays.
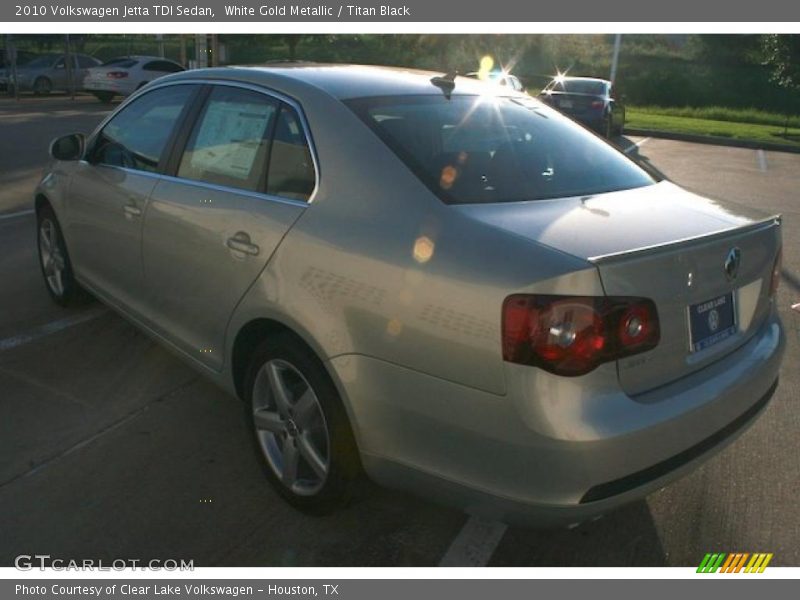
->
[[625, 127, 800, 154]]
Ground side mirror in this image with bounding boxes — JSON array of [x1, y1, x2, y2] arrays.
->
[[50, 133, 85, 161]]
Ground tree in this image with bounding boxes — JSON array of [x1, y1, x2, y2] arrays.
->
[[761, 35, 800, 136], [762, 34, 800, 89]]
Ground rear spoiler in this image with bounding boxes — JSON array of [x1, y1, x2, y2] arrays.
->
[[588, 215, 782, 264]]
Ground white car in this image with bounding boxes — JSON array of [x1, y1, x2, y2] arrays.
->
[[83, 56, 184, 103], [465, 70, 524, 92]]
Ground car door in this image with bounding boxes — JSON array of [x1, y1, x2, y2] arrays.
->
[[66, 83, 200, 315], [142, 84, 315, 370], [50, 56, 68, 89]]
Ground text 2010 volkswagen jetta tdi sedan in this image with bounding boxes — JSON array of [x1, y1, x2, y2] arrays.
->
[[36, 65, 784, 525]]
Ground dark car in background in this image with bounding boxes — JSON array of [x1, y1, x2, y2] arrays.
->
[[539, 76, 625, 137], [8, 53, 101, 95]]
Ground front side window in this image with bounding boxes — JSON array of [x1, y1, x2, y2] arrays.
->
[[346, 94, 654, 204], [91, 84, 195, 172], [178, 86, 278, 192]]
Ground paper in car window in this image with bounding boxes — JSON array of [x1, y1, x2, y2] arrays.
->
[[189, 101, 274, 180]]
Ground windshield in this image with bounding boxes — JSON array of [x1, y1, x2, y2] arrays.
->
[[346, 95, 654, 204], [548, 79, 607, 95], [22, 55, 58, 69]]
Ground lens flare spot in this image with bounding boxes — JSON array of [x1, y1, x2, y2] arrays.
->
[[478, 55, 495, 80], [413, 236, 435, 264], [440, 165, 458, 190], [386, 318, 403, 336]]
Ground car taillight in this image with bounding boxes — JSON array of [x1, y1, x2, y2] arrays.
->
[[107, 71, 128, 79], [502, 294, 660, 376], [770, 248, 782, 297], [591, 100, 604, 109]]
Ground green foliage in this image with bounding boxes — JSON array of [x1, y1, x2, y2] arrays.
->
[[761, 34, 800, 90], [627, 109, 800, 147], [630, 105, 800, 128]]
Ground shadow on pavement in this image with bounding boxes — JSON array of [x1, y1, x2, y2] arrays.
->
[[490, 499, 668, 566]]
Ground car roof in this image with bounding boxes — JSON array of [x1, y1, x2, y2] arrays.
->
[[163, 63, 526, 100]]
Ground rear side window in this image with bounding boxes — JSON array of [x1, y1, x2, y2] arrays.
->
[[103, 58, 137, 68], [266, 106, 316, 201], [346, 95, 653, 204], [77, 55, 99, 68], [92, 85, 195, 172], [177, 86, 279, 192], [143, 60, 184, 73]]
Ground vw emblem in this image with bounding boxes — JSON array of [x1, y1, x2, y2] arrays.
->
[[708, 308, 720, 332], [724, 247, 741, 281]]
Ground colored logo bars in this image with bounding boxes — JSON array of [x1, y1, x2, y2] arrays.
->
[[697, 553, 773, 573]]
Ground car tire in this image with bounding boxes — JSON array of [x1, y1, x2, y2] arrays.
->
[[37, 205, 89, 307], [93, 91, 114, 103], [615, 115, 625, 136], [604, 115, 613, 138], [244, 333, 361, 513], [33, 77, 52, 96]]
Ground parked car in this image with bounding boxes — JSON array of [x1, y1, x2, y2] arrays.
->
[[539, 76, 625, 137], [0, 49, 39, 91], [37, 65, 784, 525], [465, 70, 524, 92], [8, 53, 101, 95], [83, 56, 185, 103]]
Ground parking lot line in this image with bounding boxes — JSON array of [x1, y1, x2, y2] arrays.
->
[[0, 209, 35, 221], [438, 516, 508, 567], [0, 402, 149, 489], [624, 137, 651, 154], [757, 149, 768, 172], [0, 308, 105, 352]]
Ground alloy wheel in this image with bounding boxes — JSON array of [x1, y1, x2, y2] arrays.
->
[[39, 218, 66, 297], [251, 359, 331, 496]]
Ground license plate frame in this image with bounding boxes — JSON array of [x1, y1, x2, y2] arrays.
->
[[688, 292, 737, 353]]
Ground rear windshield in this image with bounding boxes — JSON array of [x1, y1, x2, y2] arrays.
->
[[346, 94, 654, 204], [102, 58, 138, 68], [548, 79, 607, 95]]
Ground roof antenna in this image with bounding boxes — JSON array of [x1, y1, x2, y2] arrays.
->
[[430, 70, 457, 98]]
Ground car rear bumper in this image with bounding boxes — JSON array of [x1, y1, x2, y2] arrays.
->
[[84, 80, 134, 95], [330, 308, 784, 527]]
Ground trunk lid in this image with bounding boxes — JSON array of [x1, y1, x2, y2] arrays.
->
[[455, 181, 781, 394], [540, 92, 603, 116]]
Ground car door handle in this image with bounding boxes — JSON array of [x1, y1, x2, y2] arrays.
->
[[226, 232, 260, 256], [123, 204, 142, 218]]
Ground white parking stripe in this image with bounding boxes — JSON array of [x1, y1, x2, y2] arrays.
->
[[757, 149, 768, 172], [624, 137, 651, 154], [439, 516, 508, 567], [0, 309, 105, 352], [0, 209, 35, 221]]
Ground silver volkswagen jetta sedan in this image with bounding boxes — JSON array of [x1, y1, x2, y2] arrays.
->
[[36, 65, 785, 525]]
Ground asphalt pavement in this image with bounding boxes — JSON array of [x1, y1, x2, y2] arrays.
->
[[0, 98, 798, 567]]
